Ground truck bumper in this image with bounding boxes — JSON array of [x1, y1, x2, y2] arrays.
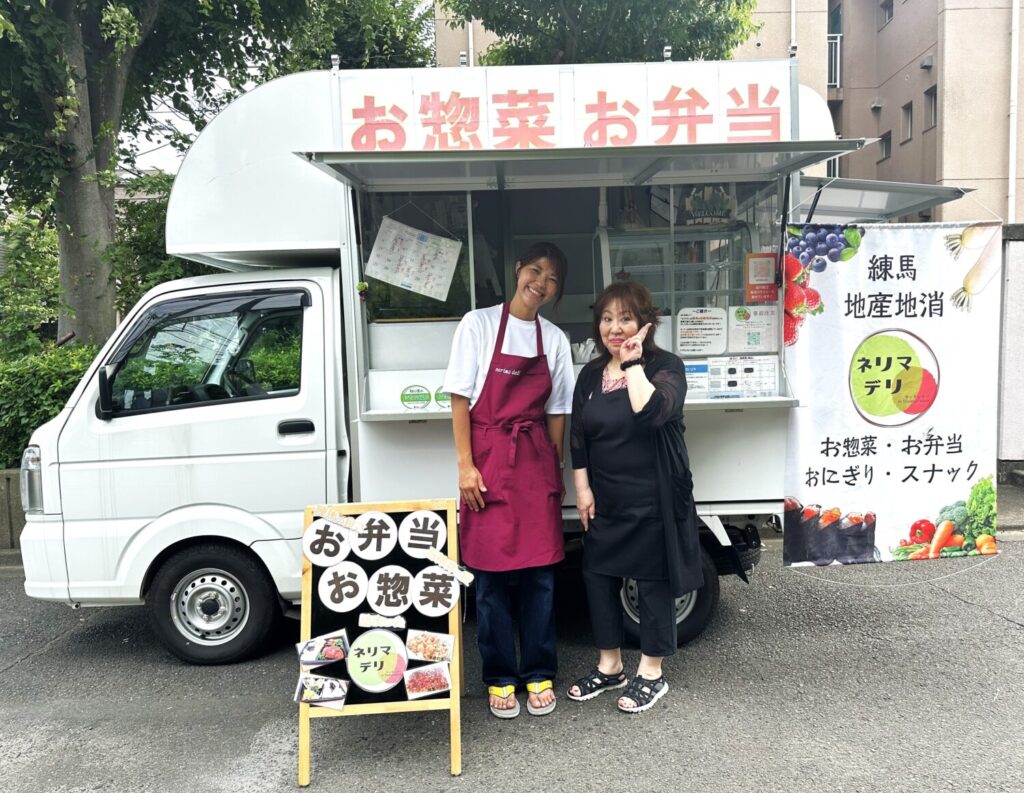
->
[[21, 514, 71, 603]]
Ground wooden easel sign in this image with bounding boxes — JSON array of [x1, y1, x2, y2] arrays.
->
[[297, 499, 464, 786]]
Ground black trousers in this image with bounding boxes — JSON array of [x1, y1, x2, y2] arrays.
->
[[583, 568, 677, 658]]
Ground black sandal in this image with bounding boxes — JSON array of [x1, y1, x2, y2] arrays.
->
[[566, 668, 628, 701], [617, 675, 668, 713]]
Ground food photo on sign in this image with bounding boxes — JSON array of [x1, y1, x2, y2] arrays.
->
[[297, 628, 350, 670], [783, 223, 1002, 567], [295, 506, 468, 711], [294, 674, 349, 711]]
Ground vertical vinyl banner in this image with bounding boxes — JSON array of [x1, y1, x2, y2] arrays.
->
[[783, 222, 1001, 567]]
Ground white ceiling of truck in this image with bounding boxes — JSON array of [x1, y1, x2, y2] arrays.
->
[[303, 139, 867, 192], [796, 176, 971, 222]]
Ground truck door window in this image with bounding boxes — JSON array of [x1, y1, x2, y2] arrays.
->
[[108, 291, 306, 415]]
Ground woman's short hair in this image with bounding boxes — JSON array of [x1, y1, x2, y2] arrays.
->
[[517, 241, 569, 304], [592, 280, 660, 359]]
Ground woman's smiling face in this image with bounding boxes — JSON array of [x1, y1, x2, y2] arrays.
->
[[514, 256, 560, 310], [599, 299, 639, 360]]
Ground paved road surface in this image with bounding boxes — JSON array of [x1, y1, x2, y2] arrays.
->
[[1, 538, 1022, 792]]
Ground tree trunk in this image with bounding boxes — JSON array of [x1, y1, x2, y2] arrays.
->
[[55, 173, 116, 347], [53, 2, 117, 347]]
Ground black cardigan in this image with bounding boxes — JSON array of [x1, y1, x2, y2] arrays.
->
[[570, 349, 704, 596]]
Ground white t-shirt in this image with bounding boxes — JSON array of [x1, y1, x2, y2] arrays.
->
[[443, 304, 575, 413]]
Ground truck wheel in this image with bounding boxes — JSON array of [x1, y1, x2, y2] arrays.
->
[[621, 547, 720, 647], [147, 543, 278, 665]]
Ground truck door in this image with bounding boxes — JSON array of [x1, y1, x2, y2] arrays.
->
[[56, 283, 328, 602]]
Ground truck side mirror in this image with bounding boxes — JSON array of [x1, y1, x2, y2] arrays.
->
[[96, 363, 117, 421]]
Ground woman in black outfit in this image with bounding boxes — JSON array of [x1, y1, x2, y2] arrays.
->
[[565, 281, 703, 713]]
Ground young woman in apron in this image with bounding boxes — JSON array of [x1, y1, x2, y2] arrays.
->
[[443, 242, 574, 719]]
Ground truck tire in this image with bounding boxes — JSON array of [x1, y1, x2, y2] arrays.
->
[[620, 547, 720, 647], [146, 543, 278, 665]]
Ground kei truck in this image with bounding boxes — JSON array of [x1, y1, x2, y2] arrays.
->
[[20, 59, 939, 664]]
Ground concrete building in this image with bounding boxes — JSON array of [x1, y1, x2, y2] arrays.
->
[[432, 4, 499, 67], [826, 0, 1022, 223]]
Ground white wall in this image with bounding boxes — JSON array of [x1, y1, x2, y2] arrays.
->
[[1000, 231, 1024, 459]]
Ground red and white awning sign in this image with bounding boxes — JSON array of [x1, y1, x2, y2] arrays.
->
[[335, 61, 792, 153]]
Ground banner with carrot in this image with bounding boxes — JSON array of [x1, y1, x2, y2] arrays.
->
[[782, 222, 1001, 566]]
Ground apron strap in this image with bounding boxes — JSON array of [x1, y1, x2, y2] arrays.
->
[[494, 303, 511, 358], [495, 303, 546, 359]]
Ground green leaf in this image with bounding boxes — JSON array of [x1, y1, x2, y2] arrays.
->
[[844, 227, 863, 248], [440, 0, 759, 65], [787, 225, 803, 238], [839, 246, 858, 261]]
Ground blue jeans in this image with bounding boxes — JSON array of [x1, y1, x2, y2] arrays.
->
[[474, 566, 557, 687]]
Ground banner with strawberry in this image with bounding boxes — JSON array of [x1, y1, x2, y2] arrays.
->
[[783, 224, 864, 346], [782, 223, 1001, 568]]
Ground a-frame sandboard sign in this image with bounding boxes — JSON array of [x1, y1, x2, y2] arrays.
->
[[297, 499, 463, 785]]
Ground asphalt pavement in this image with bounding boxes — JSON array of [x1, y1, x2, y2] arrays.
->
[[1, 535, 1023, 793]]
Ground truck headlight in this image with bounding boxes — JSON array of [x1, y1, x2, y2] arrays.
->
[[20, 445, 43, 514]]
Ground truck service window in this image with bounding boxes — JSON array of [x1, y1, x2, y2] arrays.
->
[[358, 192, 472, 322], [107, 291, 306, 415]]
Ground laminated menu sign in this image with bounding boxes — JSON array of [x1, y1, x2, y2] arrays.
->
[[676, 307, 727, 355], [365, 216, 463, 302], [707, 355, 778, 398], [727, 305, 778, 353], [783, 223, 1001, 568], [297, 500, 465, 784]]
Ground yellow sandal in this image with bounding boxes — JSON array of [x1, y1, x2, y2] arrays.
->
[[525, 680, 556, 716], [487, 684, 520, 719]]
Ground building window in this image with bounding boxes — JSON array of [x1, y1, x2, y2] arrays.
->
[[878, 131, 892, 161], [924, 86, 937, 130], [901, 102, 913, 142], [879, 0, 894, 27], [829, 5, 842, 35]]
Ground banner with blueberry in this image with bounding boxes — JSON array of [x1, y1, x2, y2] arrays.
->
[[783, 224, 865, 346], [782, 223, 1001, 568]]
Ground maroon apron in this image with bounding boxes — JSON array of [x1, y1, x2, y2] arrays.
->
[[460, 304, 565, 572]]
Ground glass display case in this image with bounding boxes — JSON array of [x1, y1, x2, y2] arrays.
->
[[592, 223, 753, 318], [593, 220, 790, 403]]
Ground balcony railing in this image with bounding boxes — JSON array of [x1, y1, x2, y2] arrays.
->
[[828, 33, 842, 88]]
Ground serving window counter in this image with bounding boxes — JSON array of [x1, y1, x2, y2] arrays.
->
[[309, 141, 866, 511]]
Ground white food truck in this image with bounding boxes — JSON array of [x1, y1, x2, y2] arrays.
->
[[19, 59, 964, 663]]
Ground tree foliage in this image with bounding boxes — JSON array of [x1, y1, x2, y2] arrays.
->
[[0, 343, 97, 468], [0, 203, 62, 358], [271, 0, 433, 75], [439, 0, 759, 65], [0, 1, 309, 345], [104, 172, 216, 314], [0, 1, 434, 346], [0, 1, 307, 207]]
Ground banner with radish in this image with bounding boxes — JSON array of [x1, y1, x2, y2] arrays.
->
[[782, 223, 1001, 567]]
